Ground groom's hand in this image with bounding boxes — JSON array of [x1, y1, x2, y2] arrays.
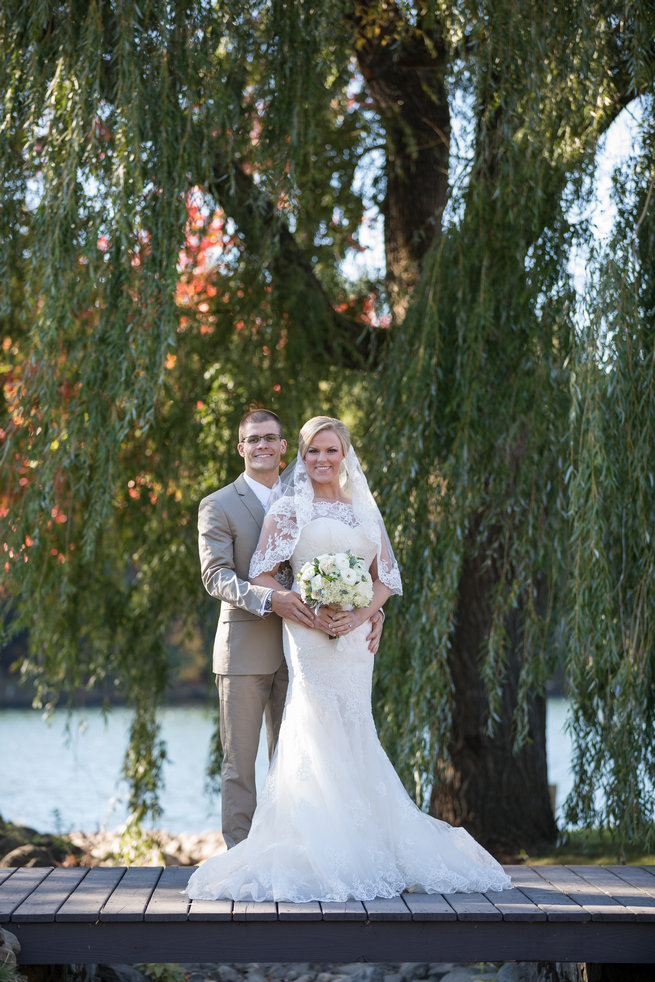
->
[[270, 590, 316, 627], [366, 609, 384, 655]]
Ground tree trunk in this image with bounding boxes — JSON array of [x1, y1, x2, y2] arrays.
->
[[430, 530, 557, 855], [352, 4, 450, 321]]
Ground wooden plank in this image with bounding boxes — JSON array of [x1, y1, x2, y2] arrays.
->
[[569, 865, 655, 921], [12, 916, 655, 965], [504, 865, 589, 921], [232, 901, 277, 921], [401, 892, 456, 921], [537, 865, 635, 921], [188, 897, 233, 921], [607, 865, 655, 899], [320, 900, 367, 921], [56, 866, 126, 922], [144, 866, 191, 921], [441, 891, 502, 921], [100, 865, 162, 922], [482, 886, 546, 921], [0, 870, 15, 887], [277, 900, 322, 920], [12, 868, 88, 922], [0, 867, 53, 919], [362, 896, 411, 920]]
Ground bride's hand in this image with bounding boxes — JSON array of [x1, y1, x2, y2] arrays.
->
[[323, 607, 369, 637], [313, 606, 336, 635]]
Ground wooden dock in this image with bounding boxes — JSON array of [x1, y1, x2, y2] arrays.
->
[[1, 864, 654, 965]]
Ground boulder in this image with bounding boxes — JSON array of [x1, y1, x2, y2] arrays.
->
[[0, 927, 21, 965], [0, 844, 58, 867]]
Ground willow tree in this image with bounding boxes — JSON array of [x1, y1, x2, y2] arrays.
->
[[368, 5, 655, 852], [1, 1, 653, 852]]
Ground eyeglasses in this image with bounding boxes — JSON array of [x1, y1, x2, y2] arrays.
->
[[241, 433, 282, 445]]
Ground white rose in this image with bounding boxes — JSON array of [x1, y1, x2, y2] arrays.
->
[[318, 554, 335, 574], [334, 552, 350, 572], [310, 574, 324, 597], [354, 581, 373, 605], [341, 568, 358, 586]]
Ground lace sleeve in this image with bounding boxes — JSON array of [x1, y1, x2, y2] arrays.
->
[[248, 500, 299, 579], [376, 516, 402, 595]]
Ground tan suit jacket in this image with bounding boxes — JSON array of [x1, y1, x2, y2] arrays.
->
[[198, 473, 284, 675]]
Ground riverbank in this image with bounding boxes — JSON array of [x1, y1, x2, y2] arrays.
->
[[0, 816, 225, 868], [0, 819, 527, 868], [3, 813, 654, 871]]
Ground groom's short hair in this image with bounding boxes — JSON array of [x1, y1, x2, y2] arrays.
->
[[238, 409, 284, 441]]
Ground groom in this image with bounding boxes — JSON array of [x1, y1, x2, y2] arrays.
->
[[198, 409, 313, 848], [199, 409, 384, 848]]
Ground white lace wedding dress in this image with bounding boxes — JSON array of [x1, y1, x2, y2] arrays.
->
[[187, 504, 511, 902]]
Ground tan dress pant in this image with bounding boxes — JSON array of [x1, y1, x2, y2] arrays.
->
[[217, 662, 288, 848]]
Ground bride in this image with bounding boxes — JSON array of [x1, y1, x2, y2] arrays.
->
[[186, 416, 511, 902]]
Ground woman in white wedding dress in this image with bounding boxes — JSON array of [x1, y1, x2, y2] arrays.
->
[[186, 416, 511, 903]]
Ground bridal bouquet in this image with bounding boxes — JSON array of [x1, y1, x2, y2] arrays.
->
[[297, 550, 373, 611]]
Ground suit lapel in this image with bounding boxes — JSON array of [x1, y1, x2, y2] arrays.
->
[[234, 473, 266, 527]]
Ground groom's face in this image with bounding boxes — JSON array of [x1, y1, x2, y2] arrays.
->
[[238, 421, 287, 481]]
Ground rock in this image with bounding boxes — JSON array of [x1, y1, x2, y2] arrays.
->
[[350, 970, 387, 982], [246, 971, 268, 982], [496, 965, 542, 982], [0, 835, 25, 856], [284, 968, 314, 982], [0, 928, 21, 957], [183, 965, 241, 982], [0, 944, 17, 970], [95, 966, 150, 982], [399, 967, 432, 982], [0, 844, 57, 867], [440, 968, 498, 982], [216, 967, 241, 982]]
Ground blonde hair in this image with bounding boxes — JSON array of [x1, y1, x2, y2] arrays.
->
[[298, 416, 351, 459]]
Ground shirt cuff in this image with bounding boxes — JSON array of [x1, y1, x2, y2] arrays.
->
[[259, 588, 274, 617]]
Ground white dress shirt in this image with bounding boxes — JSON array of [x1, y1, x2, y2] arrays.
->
[[243, 473, 282, 513], [243, 473, 282, 614]]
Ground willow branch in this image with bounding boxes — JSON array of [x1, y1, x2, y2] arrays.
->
[[209, 154, 388, 371]]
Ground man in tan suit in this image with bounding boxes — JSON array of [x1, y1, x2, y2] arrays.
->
[[198, 409, 316, 847], [199, 409, 384, 847]]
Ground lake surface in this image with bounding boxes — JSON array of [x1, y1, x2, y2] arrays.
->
[[1, 699, 573, 835]]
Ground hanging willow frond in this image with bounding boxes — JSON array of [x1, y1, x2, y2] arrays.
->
[[368, 2, 655, 850]]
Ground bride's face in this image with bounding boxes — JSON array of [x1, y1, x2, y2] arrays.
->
[[304, 430, 345, 491]]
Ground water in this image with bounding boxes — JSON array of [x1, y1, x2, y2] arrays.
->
[[0, 699, 573, 835]]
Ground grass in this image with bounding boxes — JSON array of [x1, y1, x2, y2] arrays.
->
[[518, 828, 655, 866]]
